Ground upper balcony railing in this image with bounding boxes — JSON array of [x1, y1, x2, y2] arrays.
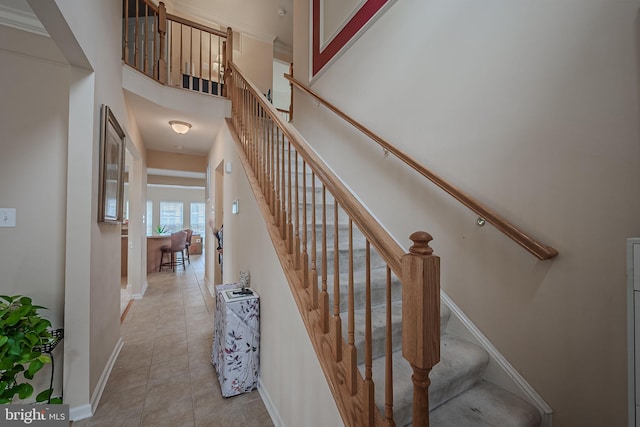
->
[[122, 0, 231, 97]]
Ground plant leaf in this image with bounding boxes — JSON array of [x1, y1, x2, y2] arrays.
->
[[36, 388, 52, 402], [28, 358, 43, 375], [17, 383, 33, 399]]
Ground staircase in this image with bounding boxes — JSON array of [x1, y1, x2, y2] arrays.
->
[[309, 170, 541, 427], [228, 63, 547, 426]]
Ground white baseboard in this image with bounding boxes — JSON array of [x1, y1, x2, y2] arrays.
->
[[89, 337, 124, 415], [205, 276, 215, 297], [131, 281, 148, 300], [258, 380, 284, 427], [69, 403, 93, 421], [441, 291, 553, 427]]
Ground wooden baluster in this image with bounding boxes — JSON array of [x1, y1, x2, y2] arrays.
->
[[253, 99, 258, 171], [134, 0, 139, 69], [364, 240, 375, 425], [262, 116, 273, 206], [157, 2, 167, 83], [274, 126, 281, 228], [123, 0, 130, 63], [223, 27, 232, 97], [222, 39, 227, 96], [347, 220, 357, 395], [256, 101, 261, 175], [333, 202, 342, 361], [143, 3, 148, 73], [254, 98, 258, 170], [320, 185, 329, 333], [310, 171, 319, 310], [263, 115, 268, 204], [385, 266, 395, 426], [288, 62, 294, 121], [248, 89, 251, 149], [270, 121, 276, 215], [287, 141, 294, 253], [294, 150, 301, 269], [256, 101, 261, 186], [248, 96, 253, 162], [263, 117, 268, 195], [251, 97, 256, 168], [402, 231, 440, 427], [280, 131, 287, 240], [302, 159, 309, 288]]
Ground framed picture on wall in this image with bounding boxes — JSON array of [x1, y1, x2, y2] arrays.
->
[[98, 105, 126, 223]]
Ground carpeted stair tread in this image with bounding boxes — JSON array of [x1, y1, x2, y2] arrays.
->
[[429, 380, 542, 427], [367, 335, 490, 427], [343, 302, 452, 364]]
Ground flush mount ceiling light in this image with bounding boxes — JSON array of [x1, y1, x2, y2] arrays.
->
[[169, 120, 191, 135]]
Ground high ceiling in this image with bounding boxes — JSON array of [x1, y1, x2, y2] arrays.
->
[[162, 0, 293, 53], [0, 0, 293, 161]]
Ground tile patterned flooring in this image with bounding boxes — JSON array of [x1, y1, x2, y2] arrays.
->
[[72, 254, 274, 427]]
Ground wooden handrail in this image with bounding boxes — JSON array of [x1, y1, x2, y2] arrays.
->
[[285, 74, 558, 261], [166, 13, 228, 38], [233, 62, 406, 275]]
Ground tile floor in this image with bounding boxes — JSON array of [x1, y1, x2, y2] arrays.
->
[[72, 254, 274, 427]]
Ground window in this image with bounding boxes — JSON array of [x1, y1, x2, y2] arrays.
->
[[160, 201, 183, 233], [190, 202, 206, 235], [146, 200, 153, 235]]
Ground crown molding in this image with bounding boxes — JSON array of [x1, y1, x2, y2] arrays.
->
[[0, 3, 48, 37]]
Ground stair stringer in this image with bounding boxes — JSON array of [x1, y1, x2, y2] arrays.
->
[[440, 291, 553, 427]]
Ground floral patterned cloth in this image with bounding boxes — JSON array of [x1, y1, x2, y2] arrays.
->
[[211, 283, 260, 397]]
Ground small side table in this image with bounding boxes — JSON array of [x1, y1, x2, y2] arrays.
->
[[211, 284, 260, 397]]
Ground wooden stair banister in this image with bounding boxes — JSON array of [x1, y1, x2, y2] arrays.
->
[[285, 74, 558, 261], [122, 0, 230, 96], [231, 62, 405, 275], [229, 61, 439, 427]]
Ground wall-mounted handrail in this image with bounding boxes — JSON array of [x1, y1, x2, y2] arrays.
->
[[285, 74, 558, 261]]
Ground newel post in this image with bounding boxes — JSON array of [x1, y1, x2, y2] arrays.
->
[[157, 2, 168, 84], [401, 231, 441, 427], [223, 27, 233, 98]]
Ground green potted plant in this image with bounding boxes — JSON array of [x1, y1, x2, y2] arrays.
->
[[155, 225, 168, 235], [0, 295, 60, 404]]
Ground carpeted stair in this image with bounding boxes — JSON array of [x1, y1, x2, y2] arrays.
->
[[296, 163, 542, 426]]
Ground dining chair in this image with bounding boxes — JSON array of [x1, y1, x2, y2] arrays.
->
[[159, 230, 188, 272]]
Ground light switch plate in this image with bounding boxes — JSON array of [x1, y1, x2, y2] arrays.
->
[[0, 208, 16, 227]]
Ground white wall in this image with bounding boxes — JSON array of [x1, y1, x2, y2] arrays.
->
[[25, 0, 148, 416], [208, 121, 344, 427], [0, 25, 69, 400], [272, 59, 291, 111], [293, 0, 640, 425], [234, 34, 274, 97]]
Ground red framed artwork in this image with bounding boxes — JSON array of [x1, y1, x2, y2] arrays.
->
[[312, 0, 391, 77]]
